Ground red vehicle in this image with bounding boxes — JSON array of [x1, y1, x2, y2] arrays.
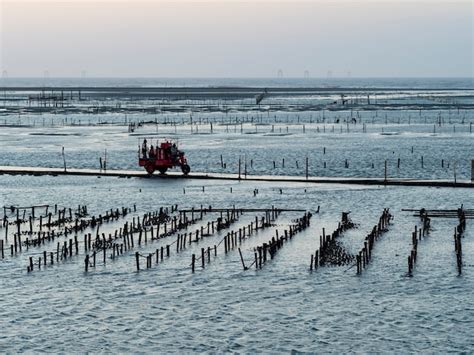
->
[[138, 139, 190, 175]]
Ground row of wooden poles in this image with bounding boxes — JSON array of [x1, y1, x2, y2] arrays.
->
[[2, 203, 84, 224], [135, 116, 474, 134], [148, 109, 471, 125], [2, 204, 89, 231], [20, 206, 294, 272], [20, 116, 470, 134], [2, 202, 134, 247], [263, 156, 459, 170], [193, 208, 285, 272], [144, 119, 473, 135], [241, 212, 312, 270], [194, 214, 261, 271], [310, 212, 357, 271], [25, 204, 287, 273], [407, 215, 431, 276], [27, 206, 132, 246], [2, 204, 89, 258], [136, 208, 243, 272], [406, 207, 467, 276], [225, 155, 465, 184], [132, 207, 297, 271], [88, 206, 273, 272], [88, 213, 184, 272], [7, 100, 472, 123], [83, 207, 173, 271], [4, 203, 137, 260], [27, 235, 82, 272], [86, 205, 203, 272], [356, 209, 392, 274], [25, 205, 180, 272], [27, 214, 151, 272]]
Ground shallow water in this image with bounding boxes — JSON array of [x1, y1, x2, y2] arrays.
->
[[0, 78, 473, 352], [0, 115, 473, 181], [0, 174, 472, 352]]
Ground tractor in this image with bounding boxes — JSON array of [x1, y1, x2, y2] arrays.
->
[[138, 139, 190, 175]]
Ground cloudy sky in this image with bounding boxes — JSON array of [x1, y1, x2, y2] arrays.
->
[[0, 0, 472, 77]]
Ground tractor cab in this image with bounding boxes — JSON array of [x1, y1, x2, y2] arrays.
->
[[138, 139, 190, 175]]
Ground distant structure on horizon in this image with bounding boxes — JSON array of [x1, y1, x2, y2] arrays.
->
[[277, 69, 283, 78], [304, 70, 310, 78], [327, 70, 333, 79], [1, 70, 7, 79], [347, 70, 352, 78], [81, 70, 87, 78], [44, 70, 50, 79]]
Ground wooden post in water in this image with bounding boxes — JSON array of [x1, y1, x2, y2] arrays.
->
[[471, 160, 474, 182], [238, 248, 247, 270], [85, 255, 89, 272], [305, 156, 309, 180], [238, 157, 241, 180], [62, 146, 67, 172], [135, 252, 140, 271]]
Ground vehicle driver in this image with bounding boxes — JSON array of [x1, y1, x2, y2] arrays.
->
[[142, 139, 148, 158]]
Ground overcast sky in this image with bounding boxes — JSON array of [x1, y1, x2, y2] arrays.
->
[[0, 0, 472, 77]]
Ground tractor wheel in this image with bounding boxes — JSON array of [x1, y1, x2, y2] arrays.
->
[[158, 167, 168, 175], [181, 164, 190, 175], [144, 161, 155, 175]]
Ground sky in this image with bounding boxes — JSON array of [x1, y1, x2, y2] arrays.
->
[[0, 0, 472, 78]]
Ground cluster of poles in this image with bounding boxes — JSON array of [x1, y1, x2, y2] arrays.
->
[[1, 198, 470, 278], [404, 206, 471, 276], [245, 212, 313, 270], [190, 207, 287, 272], [310, 212, 357, 271], [356, 209, 392, 274]]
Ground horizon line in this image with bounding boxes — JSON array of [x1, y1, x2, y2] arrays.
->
[[1, 76, 473, 80]]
